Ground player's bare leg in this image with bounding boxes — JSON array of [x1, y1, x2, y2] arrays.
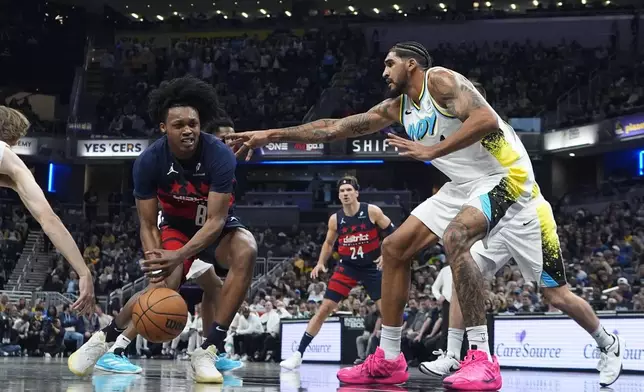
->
[[542, 286, 623, 386], [196, 267, 223, 341], [201, 228, 257, 354], [442, 207, 501, 391], [420, 285, 464, 377], [337, 216, 438, 385], [380, 216, 439, 356]]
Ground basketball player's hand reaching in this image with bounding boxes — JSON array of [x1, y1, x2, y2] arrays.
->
[[140, 249, 184, 283], [73, 272, 95, 316], [386, 133, 437, 161], [310, 264, 328, 279], [225, 131, 270, 161]]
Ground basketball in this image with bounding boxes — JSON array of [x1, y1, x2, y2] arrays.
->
[[132, 287, 188, 343]]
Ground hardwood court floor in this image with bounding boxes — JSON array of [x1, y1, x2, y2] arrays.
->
[[0, 357, 641, 392]]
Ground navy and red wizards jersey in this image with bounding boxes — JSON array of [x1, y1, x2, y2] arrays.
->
[[336, 202, 381, 269], [133, 132, 236, 236]]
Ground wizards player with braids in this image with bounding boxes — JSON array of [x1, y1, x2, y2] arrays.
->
[[69, 76, 256, 383], [280, 176, 395, 370]]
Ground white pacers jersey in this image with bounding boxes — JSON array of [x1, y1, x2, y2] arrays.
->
[[400, 68, 537, 201], [0, 140, 7, 166]]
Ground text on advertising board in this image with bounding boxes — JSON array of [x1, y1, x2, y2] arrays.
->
[[494, 316, 644, 371], [77, 140, 149, 158], [261, 142, 324, 155], [10, 137, 38, 156], [280, 321, 341, 362], [614, 112, 644, 139], [543, 123, 599, 151], [351, 138, 399, 155]]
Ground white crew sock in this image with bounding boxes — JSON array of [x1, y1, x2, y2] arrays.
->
[[466, 325, 491, 360], [447, 328, 464, 360], [108, 334, 132, 353], [380, 325, 403, 360], [591, 325, 615, 349]]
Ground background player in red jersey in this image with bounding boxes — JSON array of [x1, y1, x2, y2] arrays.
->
[[280, 176, 395, 370], [69, 76, 257, 383]]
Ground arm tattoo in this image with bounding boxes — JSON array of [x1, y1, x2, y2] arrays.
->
[[429, 69, 488, 122], [272, 99, 397, 142]]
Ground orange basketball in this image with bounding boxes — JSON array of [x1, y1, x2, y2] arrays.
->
[[132, 287, 188, 343]]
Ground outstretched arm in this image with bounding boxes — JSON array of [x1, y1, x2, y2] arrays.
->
[[268, 98, 400, 143], [425, 68, 499, 159], [0, 147, 94, 314], [227, 97, 401, 160]]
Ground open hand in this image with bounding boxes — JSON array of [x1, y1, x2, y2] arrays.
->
[[225, 131, 271, 161], [386, 133, 436, 161], [310, 264, 328, 279], [72, 273, 95, 316]]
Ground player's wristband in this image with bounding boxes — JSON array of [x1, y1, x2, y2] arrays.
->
[[381, 223, 395, 237]]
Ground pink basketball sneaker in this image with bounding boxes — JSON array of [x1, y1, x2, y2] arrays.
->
[[442, 349, 502, 391], [337, 347, 409, 385]]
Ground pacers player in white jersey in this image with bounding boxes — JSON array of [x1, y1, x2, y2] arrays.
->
[[392, 83, 625, 388], [0, 106, 95, 315], [227, 42, 623, 390]]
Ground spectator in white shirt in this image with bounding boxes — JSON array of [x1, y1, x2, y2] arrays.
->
[[163, 310, 193, 358], [308, 283, 325, 303], [258, 301, 291, 361], [233, 306, 263, 361]]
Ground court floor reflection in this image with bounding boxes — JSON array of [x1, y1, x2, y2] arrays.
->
[[0, 357, 642, 392]]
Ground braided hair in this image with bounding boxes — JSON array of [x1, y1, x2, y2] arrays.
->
[[389, 41, 432, 69]]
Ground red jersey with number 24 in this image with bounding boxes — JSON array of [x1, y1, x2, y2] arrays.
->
[[336, 202, 381, 269]]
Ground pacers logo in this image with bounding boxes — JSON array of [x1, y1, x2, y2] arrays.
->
[[165, 319, 186, 331]]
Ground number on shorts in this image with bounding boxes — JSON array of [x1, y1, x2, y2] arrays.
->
[[350, 246, 364, 260], [195, 204, 207, 226]]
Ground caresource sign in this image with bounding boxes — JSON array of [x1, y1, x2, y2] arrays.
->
[[543, 124, 599, 151], [77, 139, 149, 158], [280, 320, 341, 362], [494, 316, 644, 371]]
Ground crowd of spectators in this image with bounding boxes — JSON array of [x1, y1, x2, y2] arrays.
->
[[0, 296, 112, 357], [91, 27, 364, 137], [0, 196, 30, 290], [1, 187, 644, 362]]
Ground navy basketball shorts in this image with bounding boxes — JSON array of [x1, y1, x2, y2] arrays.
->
[[324, 263, 382, 303], [159, 216, 246, 280]]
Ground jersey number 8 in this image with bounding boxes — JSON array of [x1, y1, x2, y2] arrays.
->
[[350, 246, 364, 260], [195, 204, 207, 226]]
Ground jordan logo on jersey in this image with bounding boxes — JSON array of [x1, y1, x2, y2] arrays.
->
[[407, 115, 437, 141], [167, 164, 178, 176]]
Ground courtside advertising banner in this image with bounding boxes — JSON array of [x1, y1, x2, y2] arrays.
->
[[280, 320, 341, 362], [350, 136, 400, 156], [258, 142, 325, 156], [10, 137, 38, 155], [494, 316, 644, 371], [543, 123, 599, 151], [76, 139, 149, 158], [614, 112, 644, 140]]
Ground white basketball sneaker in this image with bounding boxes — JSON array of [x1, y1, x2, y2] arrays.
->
[[280, 352, 303, 370], [191, 345, 223, 383], [598, 334, 625, 387], [68, 331, 110, 376], [419, 350, 460, 378]]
